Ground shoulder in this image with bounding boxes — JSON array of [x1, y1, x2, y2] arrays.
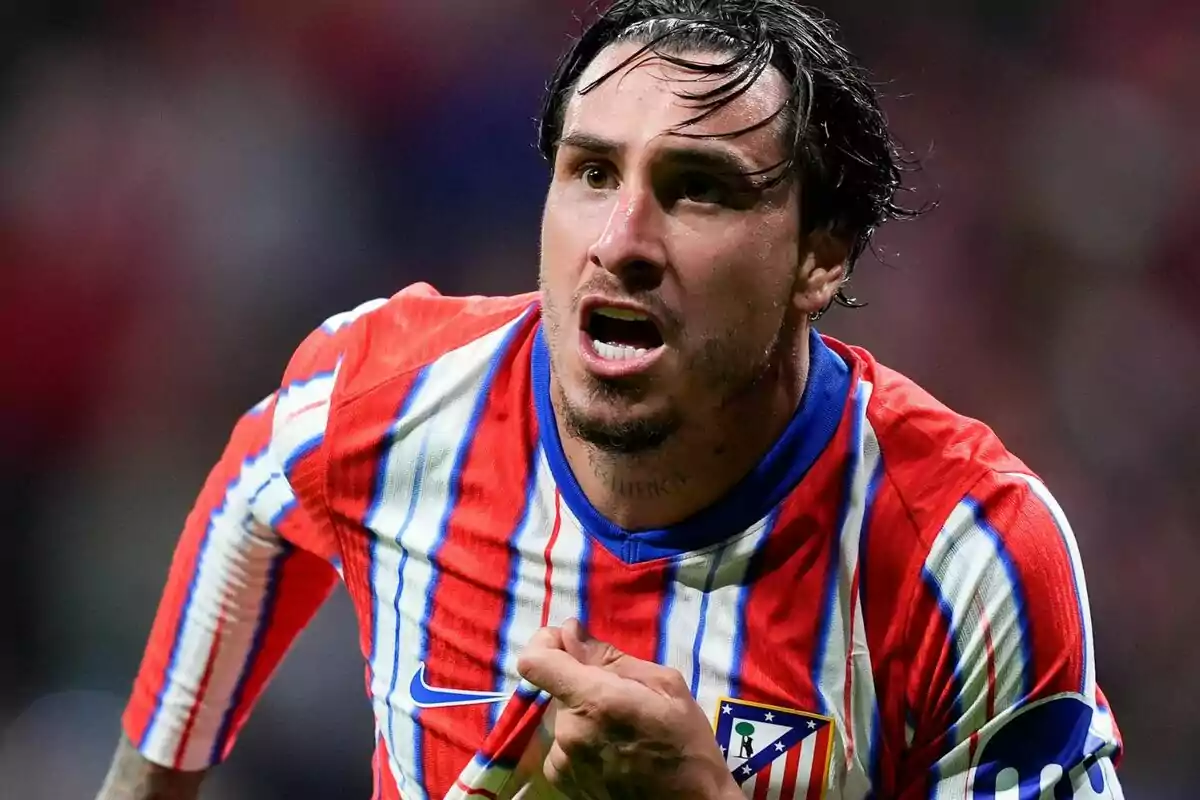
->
[[327, 283, 539, 403], [270, 283, 539, 484], [831, 339, 1088, 651], [828, 337, 1032, 542], [280, 283, 538, 393]]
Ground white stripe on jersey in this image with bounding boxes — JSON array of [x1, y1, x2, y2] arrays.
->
[[539, 494, 590, 629], [490, 445, 559, 727], [142, 447, 294, 769], [811, 380, 880, 799], [272, 370, 339, 469], [364, 316, 528, 800], [922, 498, 1030, 753], [660, 517, 774, 730], [1006, 472, 1096, 702], [320, 297, 388, 334]]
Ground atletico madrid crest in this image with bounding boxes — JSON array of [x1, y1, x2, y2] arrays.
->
[[714, 697, 835, 799]]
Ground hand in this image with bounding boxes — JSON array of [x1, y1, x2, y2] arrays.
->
[[516, 619, 742, 800]]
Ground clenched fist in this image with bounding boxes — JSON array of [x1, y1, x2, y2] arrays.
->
[[517, 619, 743, 800]]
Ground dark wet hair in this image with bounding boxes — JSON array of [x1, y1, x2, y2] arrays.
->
[[539, 0, 921, 311]]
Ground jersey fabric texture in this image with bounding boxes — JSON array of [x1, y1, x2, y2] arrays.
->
[[122, 284, 1124, 799]]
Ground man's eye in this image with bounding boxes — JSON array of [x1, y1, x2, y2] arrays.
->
[[581, 164, 613, 190], [679, 174, 726, 204]]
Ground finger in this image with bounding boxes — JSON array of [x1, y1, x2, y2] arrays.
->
[[604, 651, 689, 696], [561, 622, 686, 695], [517, 645, 601, 707], [541, 737, 603, 799], [561, 617, 619, 666], [524, 625, 566, 655]]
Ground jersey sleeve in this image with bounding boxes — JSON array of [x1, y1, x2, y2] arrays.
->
[[121, 299, 386, 771], [898, 471, 1124, 799]]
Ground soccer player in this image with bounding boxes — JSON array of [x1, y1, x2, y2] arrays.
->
[[98, 1, 1125, 799]]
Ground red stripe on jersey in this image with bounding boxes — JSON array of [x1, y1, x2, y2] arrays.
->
[[581, 542, 673, 663], [1096, 686, 1123, 761], [778, 738, 803, 799], [900, 567, 959, 791], [963, 733, 979, 796], [851, 470, 917, 797], [733, 435, 848, 716], [453, 782, 499, 799], [373, 736, 403, 800], [540, 492, 562, 628], [123, 401, 277, 747], [418, 329, 540, 800], [212, 544, 337, 762], [753, 762, 772, 800], [805, 724, 832, 800], [972, 474, 1087, 698]]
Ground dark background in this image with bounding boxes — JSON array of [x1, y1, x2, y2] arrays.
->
[[1, 1, 1196, 797]]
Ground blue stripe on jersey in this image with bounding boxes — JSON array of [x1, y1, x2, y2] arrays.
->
[[856, 456, 885, 632], [689, 544, 727, 698], [489, 440, 543, 730], [966, 496, 1034, 702], [727, 508, 781, 699], [576, 533, 593, 632], [412, 313, 532, 793], [532, 327, 851, 564], [138, 443, 272, 751], [653, 561, 679, 667], [865, 703, 884, 799], [275, 368, 338, 404], [209, 541, 293, 763], [810, 381, 867, 716], [282, 434, 323, 475]]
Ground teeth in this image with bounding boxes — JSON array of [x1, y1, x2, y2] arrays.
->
[[593, 340, 651, 361], [593, 307, 650, 322]]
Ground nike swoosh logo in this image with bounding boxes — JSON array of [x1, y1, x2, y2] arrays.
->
[[409, 662, 509, 709]]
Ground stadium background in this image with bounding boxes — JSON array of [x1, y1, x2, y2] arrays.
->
[[0, 1, 1196, 797]]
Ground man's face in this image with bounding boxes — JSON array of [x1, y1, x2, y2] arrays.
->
[[539, 42, 803, 454]]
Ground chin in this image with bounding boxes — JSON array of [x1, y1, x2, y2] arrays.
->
[[557, 379, 681, 455]]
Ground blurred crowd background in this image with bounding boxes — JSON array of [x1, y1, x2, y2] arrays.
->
[[1, 1, 1196, 797]]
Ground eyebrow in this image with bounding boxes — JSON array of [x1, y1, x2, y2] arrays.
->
[[557, 131, 762, 178]]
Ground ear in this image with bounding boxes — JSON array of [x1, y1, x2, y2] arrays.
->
[[792, 229, 848, 315]]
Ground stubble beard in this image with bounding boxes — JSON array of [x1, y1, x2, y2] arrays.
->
[[552, 323, 788, 457], [540, 274, 794, 459]]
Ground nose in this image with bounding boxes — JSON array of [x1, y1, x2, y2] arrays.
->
[[586, 184, 667, 291]]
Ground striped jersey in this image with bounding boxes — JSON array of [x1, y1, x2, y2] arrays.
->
[[123, 284, 1125, 799]]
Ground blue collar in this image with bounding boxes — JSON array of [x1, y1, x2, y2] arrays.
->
[[530, 326, 852, 564]]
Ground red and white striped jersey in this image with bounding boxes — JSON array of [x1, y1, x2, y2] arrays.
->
[[122, 284, 1124, 799]]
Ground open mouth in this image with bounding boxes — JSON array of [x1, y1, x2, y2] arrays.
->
[[584, 306, 665, 361]]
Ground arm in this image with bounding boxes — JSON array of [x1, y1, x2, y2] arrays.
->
[[97, 736, 206, 800], [899, 472, 1124, 799], [98, 306, 366, 798]]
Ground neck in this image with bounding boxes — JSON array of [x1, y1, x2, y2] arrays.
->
[[557, 326, 811, 531]]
